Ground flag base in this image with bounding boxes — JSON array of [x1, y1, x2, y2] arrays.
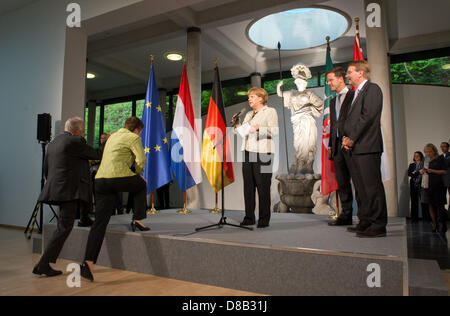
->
[[209, 207, 221, 214], [177, 204, 192, 215], [147, 206, 159, 215]]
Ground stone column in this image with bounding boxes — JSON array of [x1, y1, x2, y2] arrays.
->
[[250, 72, 262, 88], [61, 27, 88, 131], [364, 0, 398, 217], [186, 27, 201, 209], [86, 101, 96, 146]]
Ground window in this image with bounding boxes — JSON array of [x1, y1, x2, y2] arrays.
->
[[391, 56, 450, 86], [103, 101, 132, 134], [136, 99, 145, 119], [84, 105, 101, 147]]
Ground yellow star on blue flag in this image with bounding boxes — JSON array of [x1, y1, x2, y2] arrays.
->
[[141, 64, 172, 193]]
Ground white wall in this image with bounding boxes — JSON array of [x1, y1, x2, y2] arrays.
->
[[392, 84, 450, 217], [0, 0, 145, 227]]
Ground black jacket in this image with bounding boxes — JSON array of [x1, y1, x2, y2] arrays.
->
[[38, 132, 101, 204], [343, 81, 384, 155], [329, 88, 354, 157]]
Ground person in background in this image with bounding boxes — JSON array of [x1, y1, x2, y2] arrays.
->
[[420, 143, 448, 243], [33, 117, 101, 277], [80, 117, 149, 282], [408, 151, 424, 223]]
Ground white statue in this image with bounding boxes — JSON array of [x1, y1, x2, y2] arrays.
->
[[277, 64, 324, 175], [311, 180, 340, 216]]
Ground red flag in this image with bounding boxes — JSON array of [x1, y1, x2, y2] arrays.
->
[[353, 20, 364, 61]]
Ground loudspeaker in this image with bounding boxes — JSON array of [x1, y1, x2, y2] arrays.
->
[[37, 113, 52, 142]]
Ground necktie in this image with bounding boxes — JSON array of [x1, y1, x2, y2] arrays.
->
[[336, 94, 343, 138], [352, 88, 360, 105], [336, 93, 342, 121]]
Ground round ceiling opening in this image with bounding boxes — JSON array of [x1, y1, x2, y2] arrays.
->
[[247, 7, 350, 50]]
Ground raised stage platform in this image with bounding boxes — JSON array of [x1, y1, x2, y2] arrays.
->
[[43, 210, 409, 296]]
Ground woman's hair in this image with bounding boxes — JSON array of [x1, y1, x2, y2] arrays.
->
[[424, 143, 438, 156], [248, 87, 269, 105], [124, 116, 144, 132], [413, 151, 424, 162]]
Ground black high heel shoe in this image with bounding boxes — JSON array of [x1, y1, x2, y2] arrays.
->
[[131, 221, 150, 232], [80, 262, 94, 282]]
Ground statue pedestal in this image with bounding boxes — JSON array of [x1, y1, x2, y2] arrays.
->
[[276, 173, 321, 213]]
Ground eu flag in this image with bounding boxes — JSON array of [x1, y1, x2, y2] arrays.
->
[[141, 64, 173, 194]]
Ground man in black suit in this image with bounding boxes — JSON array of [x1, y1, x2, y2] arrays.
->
[[326, 67, 356, 226], [343, 60, 388, 238], [33, 117, 101, 277]]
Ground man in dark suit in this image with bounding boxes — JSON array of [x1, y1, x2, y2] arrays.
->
[[342, 60, 388, 238], [33, 117, 101, 277], [326, 67, 356, 226]]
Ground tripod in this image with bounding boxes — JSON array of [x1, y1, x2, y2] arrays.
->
[[24, 142, 58, 239], [196, 125, 252, 232]]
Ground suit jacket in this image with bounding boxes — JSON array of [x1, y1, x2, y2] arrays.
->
[[329, 88, 354, 157], [343, 81, 384, 155], [38, 132, 101, 204]]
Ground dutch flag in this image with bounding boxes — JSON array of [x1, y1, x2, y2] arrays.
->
[[170, 64, 202, 192]]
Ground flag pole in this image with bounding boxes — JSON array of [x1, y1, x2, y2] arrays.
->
[[277, 42, 290, 173], [147, 192, 159, 214], [146, 53, 160, 215], [177, 191, 191, 214], [210, 193, 220, 214]]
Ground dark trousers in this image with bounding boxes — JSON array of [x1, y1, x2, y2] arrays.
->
[[84, 175, 147, 263], [350, 153, 388, 229], [39, 200, 78, 265], [242, 151, 273, 225], [333, 143, 355, 218], [410, 183, 420, 221]]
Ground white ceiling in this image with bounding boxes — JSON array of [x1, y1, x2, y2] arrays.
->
[[81, 0, 450, 100]]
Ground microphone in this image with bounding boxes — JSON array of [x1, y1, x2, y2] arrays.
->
[[231, 108, 247, 125]]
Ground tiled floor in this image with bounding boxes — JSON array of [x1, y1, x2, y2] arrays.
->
[[407, 219, 450, 270]]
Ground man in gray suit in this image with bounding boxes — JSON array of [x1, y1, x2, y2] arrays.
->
[[33, 117, 101, 277], [343, 60, 388, 238]]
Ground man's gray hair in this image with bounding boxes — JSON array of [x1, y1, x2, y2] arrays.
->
[[64, 117, 85, 134]]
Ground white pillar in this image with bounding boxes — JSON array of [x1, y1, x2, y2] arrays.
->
[[61, 27, 88, 131], [87, 101, 96, 146], [250, 72, 262, 88], [364, 0, 398, 217], [186, 27, 201, 209]]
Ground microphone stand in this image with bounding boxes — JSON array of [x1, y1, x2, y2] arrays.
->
[[196, 120, 253, 232]]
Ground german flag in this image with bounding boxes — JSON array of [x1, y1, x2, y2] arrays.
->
[[201, 66, 235, 193]]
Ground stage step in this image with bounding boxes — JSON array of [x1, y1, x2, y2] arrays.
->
[[408, 259, 448, 296]]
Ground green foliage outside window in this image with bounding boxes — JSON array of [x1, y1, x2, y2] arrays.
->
[[104, 101, 132, 134], [84, 105, 101, 147], [391, 57, 450, 86]]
